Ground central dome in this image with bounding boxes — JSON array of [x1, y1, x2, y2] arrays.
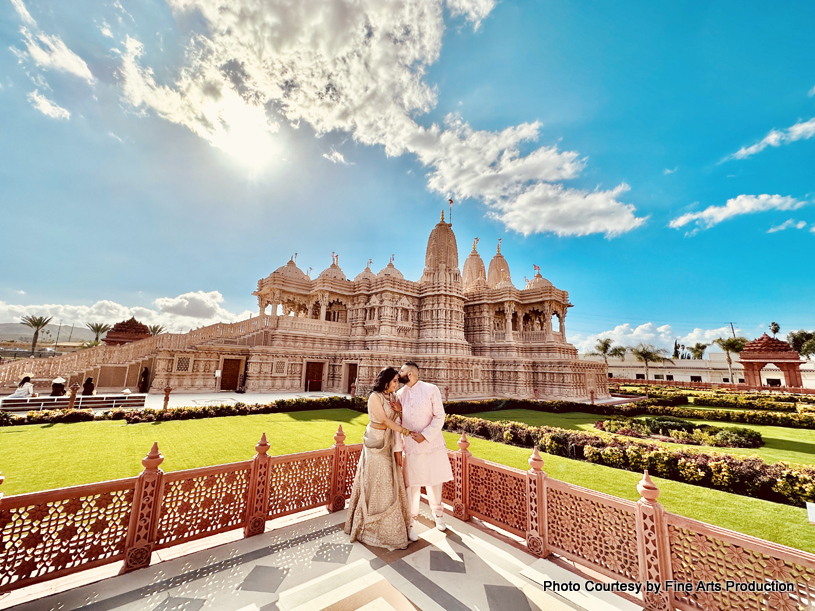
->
[[487, 241, 512, 289], [421, 211, 461, 284]]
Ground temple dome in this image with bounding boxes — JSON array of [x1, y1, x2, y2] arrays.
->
[[377, 261, 404, 280], [525, 269, 552, 290], [423, 211, 459, 273], [273, 259, 309, 281], [742, 334, 799, 356], [318, 262, 347, 281], [487, 241, 512, 289], [462, 238, 487, 292], [354, 263, 376, 282]]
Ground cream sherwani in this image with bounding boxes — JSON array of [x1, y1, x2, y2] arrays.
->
[[397, 380, 453, 521]]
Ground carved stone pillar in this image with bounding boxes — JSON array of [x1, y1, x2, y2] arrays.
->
[[318, 291, 330, 321], [452, 433, 470, 521], [244, 433, 271, 537], [121, 443, 165, 573], [504, 301, 515, 335], [635, 471, 674, 611], [525, 447, 549, 558], [329, 426, 349, 512]]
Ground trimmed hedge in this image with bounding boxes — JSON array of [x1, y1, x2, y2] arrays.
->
[[443, 414, 815, 507], [596, 416, 764, 448]]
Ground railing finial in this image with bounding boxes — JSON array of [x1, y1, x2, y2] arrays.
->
[[528, 446, 544, 472], [255, 432, 270, 455], [334, 425, 346, 446], [142, 442, 164, 470], [457, 431, 470, 454], [637, 469, 660, 502]]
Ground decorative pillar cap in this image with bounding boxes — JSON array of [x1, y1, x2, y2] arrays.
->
[[528, 446, 544, 472], [69, 382, 80, 393], [637, 469, 660, 501], [142, 442, 164, 470], [457, 431, 470, 453], [163, 384, 173, 393], [334, 425, 346, 446], [255, 432, 270, 455]]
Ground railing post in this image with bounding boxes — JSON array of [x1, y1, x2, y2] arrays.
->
[[162, 385, 172, 410], [452, 432, 470, 521], [121, 442, 164, 574], [244, 433, 271, 537], [526, 446, 549, 558], [635, 470, 674, 611], [68, 383, 79, 410], [328, 426, 348, 512]]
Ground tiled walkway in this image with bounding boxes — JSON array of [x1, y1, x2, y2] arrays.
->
[[5, 509, 641, 611]]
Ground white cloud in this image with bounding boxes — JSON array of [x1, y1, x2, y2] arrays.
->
[[768, 219, 807, 233], [571, 323, 736, 354], [10, 0, 36, 26], [323, 149, 351, 164], [117, 0, 644, 238], [663, 167, 677, 175], [108, 131, 124, 142], [14, 290, 25, 295], [669, 194, 808, 233], [98, 21, 114, 38], [0, 291, 254, 333], [19, 27, 95, 84], [809, 85, 815, 97], [27, 89, 70, 119], [729, 117, 815, 160]]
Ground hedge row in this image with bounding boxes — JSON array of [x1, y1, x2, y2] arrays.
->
[[596, 416, 764, 449], [610, 384, 815, 406], [443, 414, 815, 507]]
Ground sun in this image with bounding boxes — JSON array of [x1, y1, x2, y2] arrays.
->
[[209, 94, 279, 173]]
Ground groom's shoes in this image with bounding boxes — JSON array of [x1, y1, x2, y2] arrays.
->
[[408, 526, 419, 542], [434, 514, 447, 532]]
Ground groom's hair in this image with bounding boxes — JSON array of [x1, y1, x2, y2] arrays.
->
[[403, 361, 420, 377]]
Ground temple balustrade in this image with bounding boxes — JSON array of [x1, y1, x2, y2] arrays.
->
[[2, 429, 813, 610]]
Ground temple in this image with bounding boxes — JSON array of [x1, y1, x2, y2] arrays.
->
[[146, 213, 608, 399]]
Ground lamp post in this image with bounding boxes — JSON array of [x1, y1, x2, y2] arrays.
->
[[53, 319, 62, 355]]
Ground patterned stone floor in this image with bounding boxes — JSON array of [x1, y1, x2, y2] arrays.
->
[[4, 508, 641, 611]]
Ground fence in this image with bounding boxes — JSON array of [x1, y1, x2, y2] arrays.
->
[[2, 430, 814, 610], [611, 377, 815, 395]]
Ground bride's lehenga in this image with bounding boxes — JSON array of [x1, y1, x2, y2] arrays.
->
[[344, 393, 410, 550]]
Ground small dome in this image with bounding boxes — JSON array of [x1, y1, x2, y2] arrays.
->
[[318, 262, 347, 281], [462, 238, 487, 292], [273, 259, 309, 281], [742, 334, 799, 356], [377, 261, 404, 280], [487, 241, 512, 289], [496, 278, 515, 289], [354, 263, 376, 282], [525, 269, 552, 290]]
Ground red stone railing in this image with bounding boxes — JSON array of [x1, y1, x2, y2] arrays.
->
[[2, 431, 815, 610], [611, 377, 815, 395]]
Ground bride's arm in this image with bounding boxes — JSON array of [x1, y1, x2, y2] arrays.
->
[[368, 394, 411, 435]]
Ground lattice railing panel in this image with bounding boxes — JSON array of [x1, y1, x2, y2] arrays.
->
[[344, 447, 362, 497], [0, 482, 135, 591], [156, 466, 250, 548], [546, 486, 639, 581], [442, 453, 456, 503], [668, 522, 815, 611], [467, 460, 527, 536], [268, 452, 333, 518]]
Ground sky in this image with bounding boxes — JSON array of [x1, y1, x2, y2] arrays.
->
[[0, 0, 813, 353]]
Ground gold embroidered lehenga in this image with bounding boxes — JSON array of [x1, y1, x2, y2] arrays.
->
[[344, 392, 410, 550]]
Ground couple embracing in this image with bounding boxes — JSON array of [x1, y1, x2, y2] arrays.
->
[[344, 361, 453, 550]]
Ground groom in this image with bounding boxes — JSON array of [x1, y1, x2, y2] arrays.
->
[[397, 361, 453, 541]]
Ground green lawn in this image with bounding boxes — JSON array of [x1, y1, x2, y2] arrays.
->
[[474, 409, 815, 467], [1, 408, 814, 553]]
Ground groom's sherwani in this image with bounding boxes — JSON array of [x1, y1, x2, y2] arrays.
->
[[398, 380, 453, 522]]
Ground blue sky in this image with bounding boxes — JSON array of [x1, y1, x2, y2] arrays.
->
[[1, 0, 813, 352]]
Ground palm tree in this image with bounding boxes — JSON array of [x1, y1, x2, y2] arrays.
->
[[148, 324, 166, 336], [769, 322, 780, 337], [628, 343, 674, 380], [714, 336, 748, 384], [689, 342, 709, 360], [86, 322, 112, 342], [586, 338, 627, 367], [21, 315, 53, 354]]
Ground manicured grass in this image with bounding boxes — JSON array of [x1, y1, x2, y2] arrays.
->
[[474, 409, 815, 467], [2, 408, 814, 553]]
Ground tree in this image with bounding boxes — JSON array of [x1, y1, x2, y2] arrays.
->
[[148, 324, 166, 336], [628, 343, 674, 380], [21, 315, 53, 354], [86, 322, 112, 342], [714, 336, 748, 384], [787, 330, 815, 354], [689, 342, 709, 360], [586, 338, 627, 367], [802, 338, 815, 362], [769, 322, 780, 337]]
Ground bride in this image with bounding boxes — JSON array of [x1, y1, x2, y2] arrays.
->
[[345, 367, 413, 550]]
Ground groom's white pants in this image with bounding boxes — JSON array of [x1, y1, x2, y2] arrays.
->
[[408, 484, 444, 525]]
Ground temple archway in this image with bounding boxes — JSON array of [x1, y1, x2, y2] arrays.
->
[[738, 334, 804, 389]]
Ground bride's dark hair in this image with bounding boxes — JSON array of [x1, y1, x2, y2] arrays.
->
[[372, 367, 399, 394]]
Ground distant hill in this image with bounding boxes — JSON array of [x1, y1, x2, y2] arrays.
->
[[0, 322, 96, 343]]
